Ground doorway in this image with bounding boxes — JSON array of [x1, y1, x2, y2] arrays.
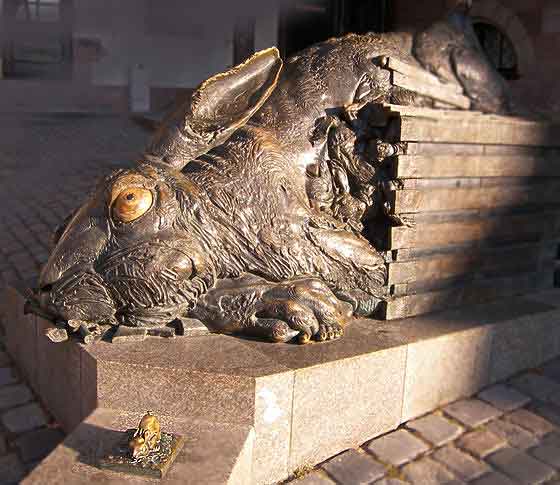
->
[[278, 0, 389, 58]]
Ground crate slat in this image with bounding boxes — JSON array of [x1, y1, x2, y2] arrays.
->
[[383, 270, 555, 320], [388, 212, 560, 249], [387, 243, 552, 285], [390, 182, 560, 213], [397, 116, 560, 146], [394, 155, 560, 178], [386, 58, 464, 94], [392, 72, 471, 109]]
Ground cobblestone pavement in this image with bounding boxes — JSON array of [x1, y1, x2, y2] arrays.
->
[[0, 113, 149, 483], [0, 113, 149, 287], [288, 360, 560, 485], [0, 326, 64, 484]]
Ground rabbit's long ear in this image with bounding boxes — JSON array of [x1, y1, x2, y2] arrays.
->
[[146, 48, 283, 170]]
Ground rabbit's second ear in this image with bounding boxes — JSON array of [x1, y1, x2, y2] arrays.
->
[[147, 48, 283, 170]]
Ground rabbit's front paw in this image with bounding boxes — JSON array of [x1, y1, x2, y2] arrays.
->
[[256, 278, 352, 344], [191, 274, 353, 343]]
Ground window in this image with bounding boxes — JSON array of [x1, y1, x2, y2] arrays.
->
[[473, 22, 519, 80], [3, 0, 71, 79], [15, 0, 60, 22]]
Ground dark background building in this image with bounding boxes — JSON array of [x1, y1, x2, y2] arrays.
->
[[0, 0, 557, 114]]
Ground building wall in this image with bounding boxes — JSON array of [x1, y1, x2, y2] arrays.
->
[[73, 0, 235, 89], [71, 0, 279, 111], [3, 0, 557, 114], [506, 0, 560, 112]]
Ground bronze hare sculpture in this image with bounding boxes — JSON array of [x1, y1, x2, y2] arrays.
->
[[35, 1, 509, 343]]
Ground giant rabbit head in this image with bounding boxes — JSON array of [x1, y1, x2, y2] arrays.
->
[[36, 48, 283, 327]]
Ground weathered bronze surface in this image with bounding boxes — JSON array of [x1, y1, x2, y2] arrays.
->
[[99, 412, 185, 479], [129, 411, 162, 460], [33, 2, 510, 343]]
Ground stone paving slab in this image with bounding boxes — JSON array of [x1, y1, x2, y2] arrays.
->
[[510, 372, 560, 402], [402, 456, 465, 484], [457, 429, 507, 458], [486, 417, 539, 449], [366, 429, 429, 467], [443, 399, 503, 427], [14, 427, 65, 463], [507, 408, 557, 437], [487, 446, 556, 484], [549, 390, 560, 407], [406, 413, 464, 447], [0, 453, 27, 484], [478, 384, 531, 412], [0, 384, 32, 410], [0, 367, 18, 386], [432, 444, 490, 481], [529, 443, 560, 468], [1, 402, 48, 434], [470, 471, 516, 485], [530, 403, 560, 427], [0, 327, 65, 482], [542, 360, 560, 381], [322, 449, 386, 484]]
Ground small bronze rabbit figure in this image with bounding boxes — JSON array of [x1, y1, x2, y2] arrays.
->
[[35, 2, 509, 343], [129, 412, 162, 460]]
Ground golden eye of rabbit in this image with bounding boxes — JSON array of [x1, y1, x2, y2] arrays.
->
[[112, 187, 153, 222]]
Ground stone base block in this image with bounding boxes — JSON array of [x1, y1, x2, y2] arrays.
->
[[22, 408, 254, 485], [2, 286, 560, 484]]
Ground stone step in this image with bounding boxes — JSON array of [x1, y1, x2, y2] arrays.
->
[[3, 286, 560, 484], [22, 408, 254, 485]]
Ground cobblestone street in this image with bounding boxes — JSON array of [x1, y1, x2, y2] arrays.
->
[[0, 113, 149, 287], [0, 335, 63, 484], [0, 113, 149, 483], [289, 361, 560, 485]]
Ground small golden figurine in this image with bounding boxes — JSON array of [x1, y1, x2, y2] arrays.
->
[[99, 411, 185, 479], [129, 411, 162, 459]]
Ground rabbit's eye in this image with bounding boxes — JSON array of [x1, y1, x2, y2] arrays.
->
[[112, 187, 153, 222]]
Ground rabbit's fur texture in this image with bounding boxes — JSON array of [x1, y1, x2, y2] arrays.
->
[[36, 4, 509, 343]]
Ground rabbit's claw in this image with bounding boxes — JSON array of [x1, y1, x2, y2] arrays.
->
[[258, 278, 350, 344], [190, 275, 353, 344]]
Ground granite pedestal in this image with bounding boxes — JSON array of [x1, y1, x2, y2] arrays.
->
[[2, 286, 560, 484]]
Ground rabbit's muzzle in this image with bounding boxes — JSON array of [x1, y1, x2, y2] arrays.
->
[[38, 238, 211, 327], [37, 266, 118, 324], [34, 162, 215, 328]]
